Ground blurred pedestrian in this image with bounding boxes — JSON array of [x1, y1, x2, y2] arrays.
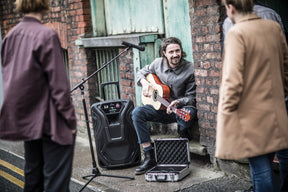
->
[[0, 0, 77, 191], [223, 1, 286, 41], [222, 1, 288, 192], [216, 0, 288, 191]]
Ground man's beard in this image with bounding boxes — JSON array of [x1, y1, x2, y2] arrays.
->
[[170, 57, 181, 65]]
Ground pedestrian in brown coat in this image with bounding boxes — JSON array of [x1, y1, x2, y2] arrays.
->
[[216, 0, 288, 191]]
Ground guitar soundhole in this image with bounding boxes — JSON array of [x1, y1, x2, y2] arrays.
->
[[152, 90, 158, 102]]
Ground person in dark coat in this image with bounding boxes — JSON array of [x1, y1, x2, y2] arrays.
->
[[0, 0, 77, 191]]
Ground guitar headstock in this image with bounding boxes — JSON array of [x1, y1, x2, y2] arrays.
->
[[175, 108, 191, 122]]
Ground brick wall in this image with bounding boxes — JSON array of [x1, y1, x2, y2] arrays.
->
[[0, 1, 21, 36], [190, 0, 225, 161], [64, 0, 94, 133], [119, 49, 136, 103]]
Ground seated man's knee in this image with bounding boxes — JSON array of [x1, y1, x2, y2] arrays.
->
[[132, 106, 143, 120]]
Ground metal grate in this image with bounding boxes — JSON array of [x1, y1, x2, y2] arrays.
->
[[95, 48, 120, 101], [62, 49, 69, 77]]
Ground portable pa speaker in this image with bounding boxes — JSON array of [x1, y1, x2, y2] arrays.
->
[[91, 99, 141, 168]]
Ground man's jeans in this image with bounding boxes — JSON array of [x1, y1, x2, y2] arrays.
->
[[132, 105, 196, 144], [248, 153, 280, 192], [277, 98, 288, 191], [277, 148, 288, 191]]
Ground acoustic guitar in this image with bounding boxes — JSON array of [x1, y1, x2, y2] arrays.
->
[[141, 73, 191, 122]]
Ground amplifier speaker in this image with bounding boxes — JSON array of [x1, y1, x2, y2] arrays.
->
[[91, 99, 141, 168]]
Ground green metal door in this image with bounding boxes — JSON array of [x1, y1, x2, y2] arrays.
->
[[135, 0, 194, 106], [163, 0, 193, 62], [90, 0, 165, 36], [88, 0, 194, 106]]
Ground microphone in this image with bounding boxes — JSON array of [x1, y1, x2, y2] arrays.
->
[[121, 41, 145, 51]]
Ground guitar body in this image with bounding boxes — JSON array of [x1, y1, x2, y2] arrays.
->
[[141, 73, 191, 122], [142, 73, 170, 110]]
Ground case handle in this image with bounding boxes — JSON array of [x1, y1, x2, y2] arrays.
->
[[155, 175, 167, 182], [101, 81, 120, 100]]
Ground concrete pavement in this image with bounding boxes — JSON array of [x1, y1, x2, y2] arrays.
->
[[0, 131, 253, 192], [69, 131, 228, 192]]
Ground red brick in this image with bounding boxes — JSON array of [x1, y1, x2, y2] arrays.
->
[[78, 22, 86, 28], [207, 96, 214, 104], [209, 70, 220, 77], [195, 8, 207, 16], [210, 88, 219, 95], [195, 69, 208, 77], [121, 79, 132, 87]]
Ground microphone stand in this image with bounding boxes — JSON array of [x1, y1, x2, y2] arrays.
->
[[70, 46, 135, 192]]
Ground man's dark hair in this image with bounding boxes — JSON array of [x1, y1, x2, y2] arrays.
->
[[160, 37, 187, 58]]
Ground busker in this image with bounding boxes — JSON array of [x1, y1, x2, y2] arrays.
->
[[132, 37, 197, 175]]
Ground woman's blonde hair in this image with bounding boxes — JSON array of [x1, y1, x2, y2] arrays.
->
[[222, 0, 254, 14], [15, 0, 50, 14]]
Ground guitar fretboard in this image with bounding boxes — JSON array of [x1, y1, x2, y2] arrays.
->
[[156, 95, 177, 112]]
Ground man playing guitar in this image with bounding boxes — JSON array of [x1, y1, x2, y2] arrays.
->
[[132, 37, 197, 175]]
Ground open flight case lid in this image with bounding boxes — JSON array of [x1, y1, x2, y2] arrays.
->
[[154, 138, 190, 165]]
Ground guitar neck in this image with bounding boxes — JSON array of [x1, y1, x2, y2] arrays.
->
[[156, 95, 176, 111], [156, 94, 191, 122]]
